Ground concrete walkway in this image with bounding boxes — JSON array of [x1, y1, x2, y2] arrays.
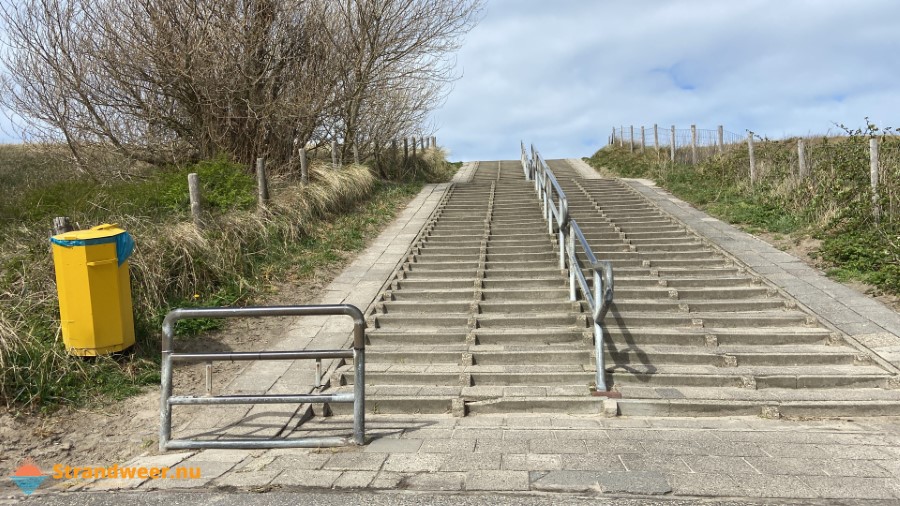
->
[[38, 160, 900, 502], [624, 178, 900, 373]]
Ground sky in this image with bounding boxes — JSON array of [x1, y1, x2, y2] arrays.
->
[[430, 0, 900, 161]]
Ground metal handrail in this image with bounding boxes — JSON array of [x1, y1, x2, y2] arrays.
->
[[568, 221, 615, 322], [520, 142, 615, 391], [159, 304, 366, 450], [532, 148, 569, 269], [520, 141, 533, 180]]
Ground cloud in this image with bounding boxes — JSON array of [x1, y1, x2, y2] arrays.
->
[[431, 0, 900, 161]]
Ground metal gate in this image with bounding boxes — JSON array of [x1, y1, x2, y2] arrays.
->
[[159, 304, 365, 450]]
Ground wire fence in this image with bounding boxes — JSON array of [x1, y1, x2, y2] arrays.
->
[[610, 125, 744, 165], [746, 134, 900, 227], [609, 124, 900, 228]]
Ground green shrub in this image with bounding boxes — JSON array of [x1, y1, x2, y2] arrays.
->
[[586, 127, 900, 296]]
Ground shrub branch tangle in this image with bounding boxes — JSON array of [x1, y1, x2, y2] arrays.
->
[[0, 0, 481, 172]]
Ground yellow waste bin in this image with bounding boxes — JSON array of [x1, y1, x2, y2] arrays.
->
[[50, 223, 136, 356]]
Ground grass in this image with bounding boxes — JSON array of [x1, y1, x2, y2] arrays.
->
[[586, 132, 900, 296], [0, 144, 450, 412]]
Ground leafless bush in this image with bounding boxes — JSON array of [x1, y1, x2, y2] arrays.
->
[[0, 0, 481, 173]]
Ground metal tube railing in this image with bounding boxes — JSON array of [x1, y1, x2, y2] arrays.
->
[[521, 142, 615, 392], [159, 304, 366, 451], [533, 149, 569, 269]]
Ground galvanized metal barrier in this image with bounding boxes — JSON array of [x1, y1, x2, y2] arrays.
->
[[159, 304, 366, 451], [519, 143, 615, 391]]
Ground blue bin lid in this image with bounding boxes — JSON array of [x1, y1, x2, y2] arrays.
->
[[50, 224, 135, 266]]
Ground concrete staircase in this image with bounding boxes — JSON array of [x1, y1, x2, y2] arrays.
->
[[325, 159, 900, 417]]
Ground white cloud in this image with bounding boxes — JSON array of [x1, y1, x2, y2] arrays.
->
[[432, 0, 900, 161]]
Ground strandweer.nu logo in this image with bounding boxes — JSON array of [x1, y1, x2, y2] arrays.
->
[[8, 459, 202, 495], [10, 458, 46, 495]]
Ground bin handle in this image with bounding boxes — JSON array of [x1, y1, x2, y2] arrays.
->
[[86, 259, 117, 267]]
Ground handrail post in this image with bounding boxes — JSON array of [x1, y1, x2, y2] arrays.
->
[[567, 225, 576, 301], [558, 222, 566, 270], [558, 198, 568, 269], [593, 268, 607, 391], [352, 348, 365, 445]]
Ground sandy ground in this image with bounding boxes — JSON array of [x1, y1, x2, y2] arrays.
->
[[0, 256, 346, 490]]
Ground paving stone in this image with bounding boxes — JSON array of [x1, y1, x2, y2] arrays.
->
[[323, 452, 387, 471], [638, 440, 707, 456], [618, 454, 690, 473], [729, 473, 818, 498], [382, 454, 446, 473], [267, 453, 331, 471], [369, 471, 409, 489], [550, 418, 603, 429], [501, 429, 559, 441], [502, 454, 563, 471], [214, 469, 282, 488], [332, 471, 377, 489], [679, 456, 759, 475], [473, 439, 528, 454], [452, 428, 504, 440], [419, 439, 476, 453], [559, 454, 626, 472], [529, 438, 586, 454], [270, 469, 342, 488], [405, 472, 466, 491], [668, 473, 745, 497], [530, 470, 601, 492], [556, 429, 611, 440], [439, 452, 501, 471], [364, 438, 423, 453], [596, 471, 672, 495], [465, 470, 530, 491], [755, 443, 831, 459], [801, 476, 899, 500]]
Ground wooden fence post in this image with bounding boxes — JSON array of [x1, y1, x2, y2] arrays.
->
[[188, 173, 203, 229], [52, 216, 74, 235], [256, 157, 270, 208], [353, 143, 360, 165], [629, 125, 634, 153], [653, 124, 659, 152], [411, 136, 417, 158], [690, 124, 697, 164], [299, 147, 309, 185], [871, 137, 881, 223], [619, 126, 624, 147], [611, 127, 616, 146], [331, 140, 340, 169], [640, 126, 645, 153], [431, 136, 437, 148], [717, 125, 724, 153], [403, 138, 409, 160], [748, 133, 757, 186], [670, 125, 676, 162], [797, 139, 807, 180]]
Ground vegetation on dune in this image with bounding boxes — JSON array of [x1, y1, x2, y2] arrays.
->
[[0, 0, 477, 412], [0, 144, 456, 412], [587, 123, 900, 296]]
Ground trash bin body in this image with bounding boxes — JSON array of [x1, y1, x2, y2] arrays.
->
[[50, 224, 136, 355]]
